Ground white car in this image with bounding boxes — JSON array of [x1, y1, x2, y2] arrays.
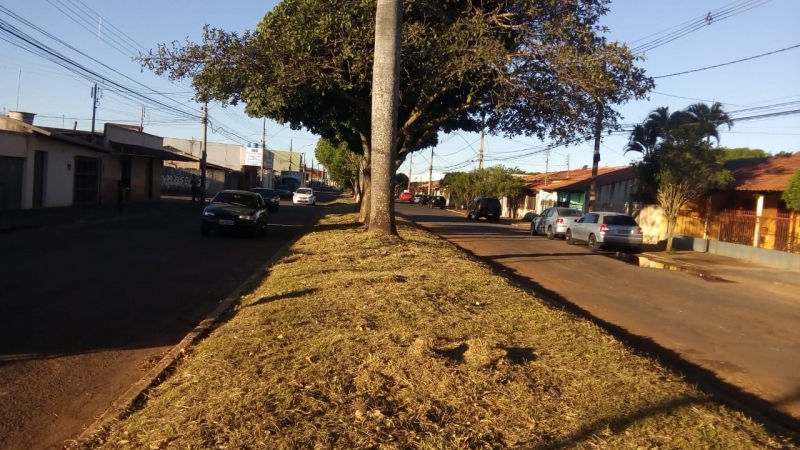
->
[[292, 187, 316, 206]]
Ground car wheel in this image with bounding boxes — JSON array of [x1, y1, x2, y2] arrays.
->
[[466, 212, 472, 219], [588, 234, 600, 252], [546, 226, 555, 240], [565, 229, 574, 245]]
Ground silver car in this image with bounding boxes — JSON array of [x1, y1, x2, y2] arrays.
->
[[530, 207, 582, 239], [565, 212, 643, 252]]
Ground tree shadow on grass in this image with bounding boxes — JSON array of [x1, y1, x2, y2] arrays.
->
[[501, 346, 537, 365], [536, 395, 714, 449], [245, 288, 320, 308], [312, 222, 365, 233]]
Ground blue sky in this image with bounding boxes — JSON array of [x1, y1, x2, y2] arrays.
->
[[1, 0, 798, 181]]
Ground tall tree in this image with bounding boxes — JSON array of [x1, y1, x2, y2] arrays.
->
[[655, 128, 731, 251], [369, 0, 403, 234], [315, 138, 360, 193], [138, 0, 652, 235], [626, 102, 732, 203]]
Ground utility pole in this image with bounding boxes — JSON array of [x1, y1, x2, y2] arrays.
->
[[544, 148, 550, 186], [588, 100, 603, 212], [428, 147, 433, 195], [261, 118, 266, 188], [200, 101, 208, 203], [15, 69, 21, 110], [90, 83, 98, 143], [289, 139, 293, 171], [566, 154, 570, 178], [139, 104, 145, 131], [478, 128, 485, 170], [261, 118, 266, 150], [407, 153, 413, 190]]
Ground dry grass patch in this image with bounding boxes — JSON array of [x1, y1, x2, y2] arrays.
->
[[92, 208, 797, 449]]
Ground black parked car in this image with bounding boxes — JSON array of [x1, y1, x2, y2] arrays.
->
[[418, 194, 432, 206], [251, 188, 280, 212], [467, 196, 502, 222], [428, 195, 446, 209], [201, 190, 268, 238]]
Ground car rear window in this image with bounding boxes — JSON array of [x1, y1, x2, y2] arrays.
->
[[483, 198, 501, 207], [603, 215, 638, 226], [557, 209, 582, 217]]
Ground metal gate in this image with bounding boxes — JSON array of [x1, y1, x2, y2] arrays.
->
[[0, 156, 24, 211], [73, 156, 99, 204]]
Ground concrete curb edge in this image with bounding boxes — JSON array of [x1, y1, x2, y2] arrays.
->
[[68, 211, 321, 449]]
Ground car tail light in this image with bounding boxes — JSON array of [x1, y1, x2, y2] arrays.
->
[[477, 205, 482, 211], [599, 224, 609, 234], [637, 227, 643, 234], [556, 218, 563, 224]]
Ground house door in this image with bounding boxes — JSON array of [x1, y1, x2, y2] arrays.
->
[[0, 156, 24, 211], [73, 157, 100, 204], [33, 151, 47, 208]]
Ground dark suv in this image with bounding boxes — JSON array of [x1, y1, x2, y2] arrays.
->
[[467, 197, 502, 221]]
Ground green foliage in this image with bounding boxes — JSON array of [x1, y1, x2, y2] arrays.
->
[[394, 173, 410, 194], [775, 151, 796, 158], [441, 166, 523, 206], [138, 0, 652, 161], [783, 169, 800, 212], [721, 147, 772, 160], [627, 102, 732, 203], [315, 138, 360, 191]]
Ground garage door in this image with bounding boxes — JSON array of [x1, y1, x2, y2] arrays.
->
[[0, 156, 24, 211], [74, 156, 99, 204]]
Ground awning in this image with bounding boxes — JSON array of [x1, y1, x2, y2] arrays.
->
[[111, 141, 197, 162]]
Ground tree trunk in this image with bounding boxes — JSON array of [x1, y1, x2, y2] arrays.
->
[[665, 215, 677, 252], [368, 0, 402, 235], [359, 165, 371, 225], [588, 100, 603, 212]]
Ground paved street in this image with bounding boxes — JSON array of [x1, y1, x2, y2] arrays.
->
[[0, 195, 334, 449], [397, 203, 800, 421]]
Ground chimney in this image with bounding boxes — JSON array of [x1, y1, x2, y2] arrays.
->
[[9, 111, 35, 125]]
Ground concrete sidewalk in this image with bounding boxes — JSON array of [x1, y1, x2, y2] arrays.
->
[[640, 250, 800, 300], [0, 195, 202, 233]]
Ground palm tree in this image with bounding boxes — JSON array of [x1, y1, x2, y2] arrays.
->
[[624, 106, 671, 157], [685, 101, 733, 143], [368, 0, 403, 234]]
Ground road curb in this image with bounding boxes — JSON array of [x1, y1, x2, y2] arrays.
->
[[68, 209, 324, 449]]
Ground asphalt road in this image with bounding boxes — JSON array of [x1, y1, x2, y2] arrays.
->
[[397, 203, 800, 422], [0, 194, 334, 450]]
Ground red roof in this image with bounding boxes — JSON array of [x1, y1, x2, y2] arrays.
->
[[727, 152, 800, 191], [523, 166, 630, 192]]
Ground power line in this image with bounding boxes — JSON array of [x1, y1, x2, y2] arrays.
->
[[653, 44, 800, 79], [631, 0, 772, 54]]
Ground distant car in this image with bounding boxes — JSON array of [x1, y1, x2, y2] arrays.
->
[[293, 187, 317, 206], [467, 197, 502, 221], [566, 212, 643, 252], [418, 195, 432, 206], [201, 190, 268, 238], [251, 188, 280, 212], [428, 195, 447, 209], [276, 184, 292, 198], [531, 207, 582, 239], [400, 191, 414, 202]]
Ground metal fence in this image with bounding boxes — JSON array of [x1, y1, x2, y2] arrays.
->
[[717, 210, 756, 246], [716, 210, 799, 253]]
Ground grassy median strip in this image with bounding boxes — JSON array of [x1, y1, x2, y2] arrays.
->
[[93, 204, 796, 449]]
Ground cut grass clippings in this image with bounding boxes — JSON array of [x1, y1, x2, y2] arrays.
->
[[89, 203, 797, 449]]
